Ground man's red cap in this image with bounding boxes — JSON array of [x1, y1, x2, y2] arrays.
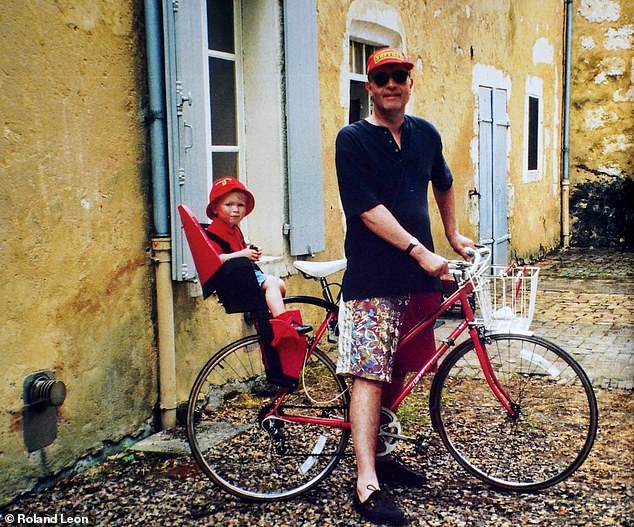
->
[[366, 47, 414, 75], [206, 177, 255, 219]]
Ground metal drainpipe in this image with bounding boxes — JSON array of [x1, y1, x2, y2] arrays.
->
[[144, 0, 177, 430], [562, 0, 573, 248]]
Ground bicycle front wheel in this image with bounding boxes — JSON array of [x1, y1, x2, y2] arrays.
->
[[186, 335, 350, 501], [430, 332, 598, 491]]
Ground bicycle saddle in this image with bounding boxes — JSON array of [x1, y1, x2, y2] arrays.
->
[[293, 259, 347, 278]]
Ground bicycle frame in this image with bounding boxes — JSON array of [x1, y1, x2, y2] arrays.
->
[[265, 272, 519, 431]]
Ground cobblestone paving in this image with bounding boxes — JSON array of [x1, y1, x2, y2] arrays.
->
[[436, 247, 634, 389], [533, 248, 634, 389]]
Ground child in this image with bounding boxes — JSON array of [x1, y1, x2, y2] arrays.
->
[[205, 177, 310, 334]]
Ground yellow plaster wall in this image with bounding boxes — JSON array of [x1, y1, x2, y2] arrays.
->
[[570, 0, 633, 181], [0, 1, 155, 503]]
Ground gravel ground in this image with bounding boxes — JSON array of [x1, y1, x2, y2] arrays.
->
[[2, 388, 632, 527]]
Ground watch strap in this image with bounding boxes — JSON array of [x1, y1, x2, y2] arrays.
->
[[405, 239, 419, 255]]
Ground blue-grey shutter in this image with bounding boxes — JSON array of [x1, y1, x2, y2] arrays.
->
[[478, 87, 494, 253], [478, 86, 509, 267], [491, 88, 510, 266], [283, 0, 325, 256], [164, 0, 211, 280]]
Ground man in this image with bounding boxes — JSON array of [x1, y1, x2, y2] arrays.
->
[[335, 47, 475, 525]]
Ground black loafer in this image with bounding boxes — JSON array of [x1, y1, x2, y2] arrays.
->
[[293, 323, 313, 335], [353, 485, 406, 526], [376, 458, 427, 488]]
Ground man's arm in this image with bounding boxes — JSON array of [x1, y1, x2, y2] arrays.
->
[[433, 185, 475, 259], [360, 205, 449, 277]]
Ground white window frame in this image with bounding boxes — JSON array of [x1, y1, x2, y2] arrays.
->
[[205, 1, 246, 185], [523, 76, 544, 183], [166, 0, 323, 281], [348, 40, 377, 123]]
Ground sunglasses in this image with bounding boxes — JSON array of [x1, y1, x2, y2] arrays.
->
[[369, 70, 410, 86]]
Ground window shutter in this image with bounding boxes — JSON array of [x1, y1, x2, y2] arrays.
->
[[164, 0, 212, 280], [283, 0, 325, 256]]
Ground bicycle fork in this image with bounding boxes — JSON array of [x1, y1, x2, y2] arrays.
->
[[471, 327, 520, 419]]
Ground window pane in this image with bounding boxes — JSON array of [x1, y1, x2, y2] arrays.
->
[[351, 41, 364, 74], [528, 96, 539, 171], [207, 0, 234, 53], [209, 57, 237, 145], [349, 80, 370, 123], [212, 152, 238, 180]]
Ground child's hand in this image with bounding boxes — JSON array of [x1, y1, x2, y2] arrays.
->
[[243, 245, 262, 262]]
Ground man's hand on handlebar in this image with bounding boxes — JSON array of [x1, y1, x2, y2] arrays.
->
[[448, 232, 477, 261]]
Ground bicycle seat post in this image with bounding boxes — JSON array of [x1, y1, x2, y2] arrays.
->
[[320, 276, 337, 305]]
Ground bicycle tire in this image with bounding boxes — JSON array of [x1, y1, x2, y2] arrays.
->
[[186, 334, 350, 501], [429, 332, 598, 491]]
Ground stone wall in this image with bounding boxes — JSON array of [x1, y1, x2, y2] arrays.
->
[[569, 0, 634, 247]]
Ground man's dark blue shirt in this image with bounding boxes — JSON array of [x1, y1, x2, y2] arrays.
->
[[335, 115, 453, 300]]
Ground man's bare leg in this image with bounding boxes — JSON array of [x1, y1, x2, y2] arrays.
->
[[350, 377, 383, 501]]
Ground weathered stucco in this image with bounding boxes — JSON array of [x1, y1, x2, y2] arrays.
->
[[569, 0, 633, 246], [0, 1, 155, 503]]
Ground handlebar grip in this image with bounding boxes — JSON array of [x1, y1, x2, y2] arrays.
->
[[447, 246, 490, 274]]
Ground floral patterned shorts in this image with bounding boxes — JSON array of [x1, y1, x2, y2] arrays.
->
[[336, 296, 411, 383]]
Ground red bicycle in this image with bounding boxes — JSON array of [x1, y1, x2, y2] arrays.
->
[[186, 247, 598, 500]]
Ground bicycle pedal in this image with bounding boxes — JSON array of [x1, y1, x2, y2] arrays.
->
[[415, 439, 430, 455]]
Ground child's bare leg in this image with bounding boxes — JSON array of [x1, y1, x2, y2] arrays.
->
[[262, 277, 287, 317]]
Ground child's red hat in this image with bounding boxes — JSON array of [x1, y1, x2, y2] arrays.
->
[[206, 177, 255, 219]]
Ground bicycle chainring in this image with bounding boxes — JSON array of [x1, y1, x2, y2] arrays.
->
[[376, 407, 401, 457]]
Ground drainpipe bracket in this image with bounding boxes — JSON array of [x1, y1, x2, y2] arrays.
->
[[151, 237, 172, 264]]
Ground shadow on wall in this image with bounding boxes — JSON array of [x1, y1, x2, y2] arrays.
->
[[570, 170, 633, 249]]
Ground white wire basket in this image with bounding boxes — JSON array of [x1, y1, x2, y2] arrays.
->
[[473, 264, 540, 331]]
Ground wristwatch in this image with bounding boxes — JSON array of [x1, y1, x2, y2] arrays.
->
[[404, 236, 420, 255]]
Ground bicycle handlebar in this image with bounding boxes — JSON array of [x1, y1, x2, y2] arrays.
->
[[448, 245, 491, 279]]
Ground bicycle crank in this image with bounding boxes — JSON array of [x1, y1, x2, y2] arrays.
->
[[376, 407, 418, 457]]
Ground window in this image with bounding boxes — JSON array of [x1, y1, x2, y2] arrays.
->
[[165, 0, 324, 279], [207, 0, 243, 181], [523, 77, 543, 182], [348, 41, 377, 123], [527, 96, 539, 171]]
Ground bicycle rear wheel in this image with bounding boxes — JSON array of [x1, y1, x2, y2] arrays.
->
[[186, 335, 350, 501], [430, 332, 598, 491]]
